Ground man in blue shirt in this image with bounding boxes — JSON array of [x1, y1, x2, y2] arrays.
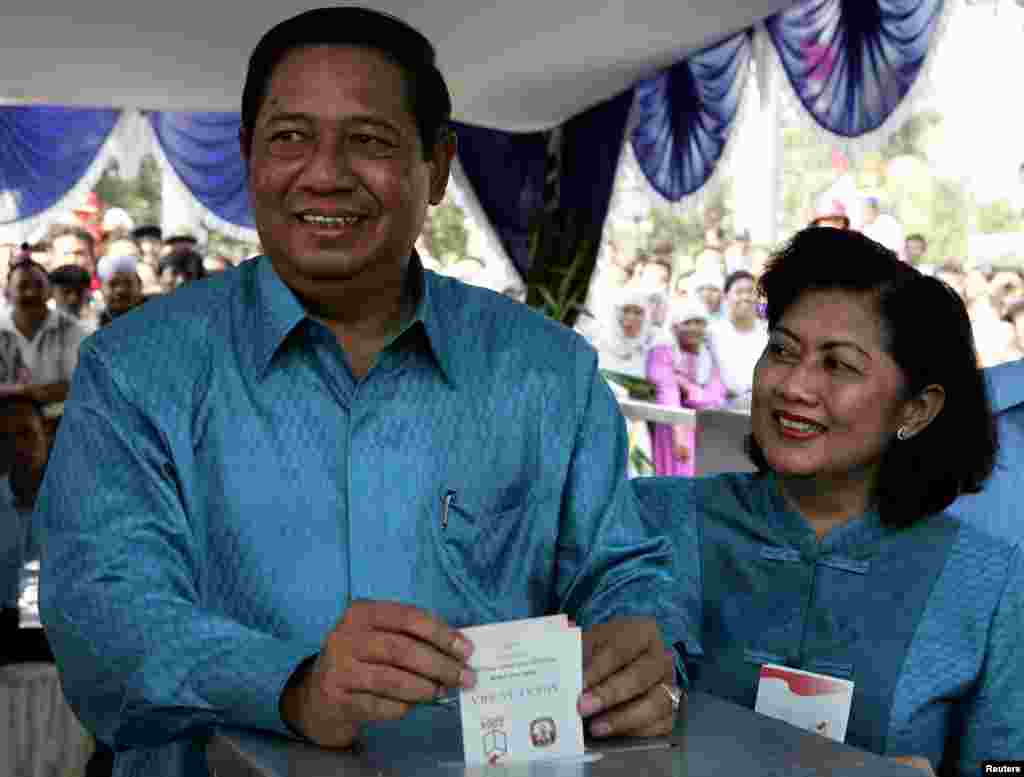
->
[[35, 9, 690, 776], [948, 357, 1024, 545]]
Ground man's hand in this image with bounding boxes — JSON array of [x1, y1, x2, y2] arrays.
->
[[280, 600, 476, 748], [577, 617, 679, 738]]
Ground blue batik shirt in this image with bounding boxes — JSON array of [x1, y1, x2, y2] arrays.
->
[[35, 254, 690, 777], [634, 473, 1022, 776], [948, 357, 1024, 546]]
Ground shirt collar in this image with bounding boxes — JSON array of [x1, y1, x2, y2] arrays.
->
[[251, 256, 307, 378], [986, 357, 1024, 414], [250, 251, 459, 387], [411, 253, 459, 388], [758, 472, 887, 556]]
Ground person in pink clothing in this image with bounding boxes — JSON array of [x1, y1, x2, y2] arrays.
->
[[647, 303, 726, 476]]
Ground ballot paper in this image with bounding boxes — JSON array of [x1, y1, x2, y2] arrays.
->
[[458, 615, 585, 766], [754, 663, 854, 743]]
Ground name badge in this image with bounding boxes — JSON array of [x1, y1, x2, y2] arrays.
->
[[754, 663, 854, 743]]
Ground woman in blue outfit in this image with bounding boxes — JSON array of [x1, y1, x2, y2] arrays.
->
[[635, 227, 1021, 776]]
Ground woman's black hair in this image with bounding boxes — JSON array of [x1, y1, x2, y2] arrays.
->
[[747, 227, 998, 526], [240, 7, 453, 160]]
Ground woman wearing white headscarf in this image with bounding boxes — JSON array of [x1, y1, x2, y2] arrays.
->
[[646, 302, 726, 477], [595, 286, 655, 378], [594, 287, 656, 476]]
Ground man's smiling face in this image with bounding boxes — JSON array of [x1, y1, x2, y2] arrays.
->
[[242, 44, 451, 286]]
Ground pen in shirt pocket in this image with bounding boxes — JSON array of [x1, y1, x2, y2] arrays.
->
[[440, 489, 457, 530]]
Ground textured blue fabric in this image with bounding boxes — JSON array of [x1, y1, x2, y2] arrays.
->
[[633, 473, 1023, 775], [631, 31, 752, 201], [35, 255, 689, 777], [947, 358, 1024, 547], [0, 106, 120, 224], [766, 0, 945, 138], [148, 111, 256, 231]]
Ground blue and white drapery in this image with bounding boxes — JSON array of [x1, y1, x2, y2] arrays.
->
[[450, 122, 548, 278], [0, 0, 951, 266], [0, 107, 259, 243], [631, 31, 753, 202], [0, 106, 120, 231], [148, 111, 257, 241], [630, 0, 948, 202], [453, 88, 634, 278], [766, 0, 947, 139]]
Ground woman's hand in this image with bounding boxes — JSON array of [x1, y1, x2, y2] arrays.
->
[[890, 756, 935, 775], [673, 442, 690, 462]]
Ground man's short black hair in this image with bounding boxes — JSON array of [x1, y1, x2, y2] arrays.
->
[[49, 264, 92, 291], [240, 7, 453, 160], [723, 270, 756, 296], [906, 233, 927, 247], [159, 249, 207, 281], [132, 225, 163, 242]]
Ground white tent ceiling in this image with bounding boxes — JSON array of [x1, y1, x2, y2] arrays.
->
[[1, 1, 793, 131]]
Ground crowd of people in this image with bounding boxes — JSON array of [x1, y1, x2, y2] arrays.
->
[[0, 8, 1020, 777], [0, 220, 240, 412]]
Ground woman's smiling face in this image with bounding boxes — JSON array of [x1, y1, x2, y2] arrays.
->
[[751, 288, 911, 485]]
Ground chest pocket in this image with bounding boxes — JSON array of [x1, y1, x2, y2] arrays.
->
[[433, 488, 559, 626]]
